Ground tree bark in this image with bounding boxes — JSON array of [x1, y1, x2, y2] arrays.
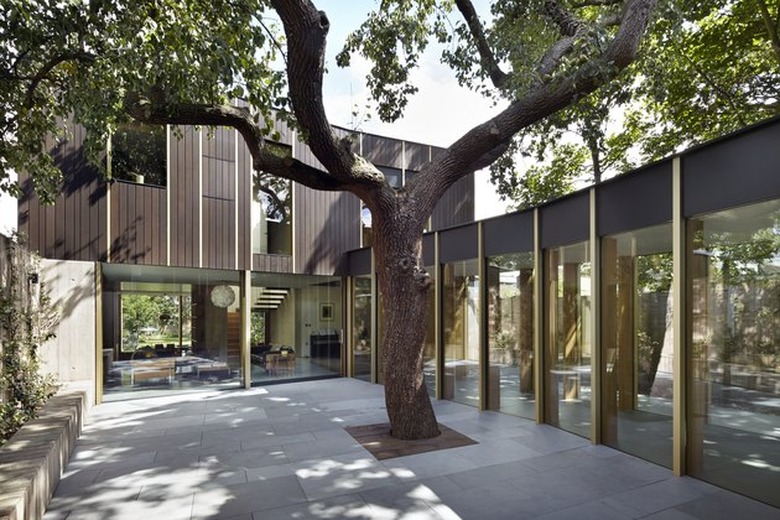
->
[[372, 208, 440, 440]]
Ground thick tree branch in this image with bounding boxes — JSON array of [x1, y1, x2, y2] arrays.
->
[[24, 51, 95, 108], [413, 0, 657, 212], [544, 0, 582, 36], [270, 0, 385, 190], [453, 0, 508, 89], [538, 35, 577, 78], [124, 96, 344, 191]]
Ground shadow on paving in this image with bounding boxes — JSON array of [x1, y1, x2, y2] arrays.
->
[[42, 379, 780, 520]]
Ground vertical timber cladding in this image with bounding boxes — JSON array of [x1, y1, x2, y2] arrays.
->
[[430, 146, 475, 230], [293, 126, 361, 275], [236, 130, 252, 270], [249, 113, 296, 273], [201, 127, 237, 270], [18, 121, 108, 262], [169, 126, 201, 267], [109, 182, 167, 265]]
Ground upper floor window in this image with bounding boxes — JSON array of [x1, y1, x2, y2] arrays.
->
[[111, 122, 166, 186], [252, 173, 292, 255]]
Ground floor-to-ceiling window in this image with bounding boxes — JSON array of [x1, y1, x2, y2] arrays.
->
[[687, 199, 780, 507], [352, 275, 373, 381], [442, 259, 481, 406], [250, 273, 342, 383], [601, 224, 673, 467], [487, 252, 535, 418], [101, 265, 242, 400], [545, 241, 591, 437]]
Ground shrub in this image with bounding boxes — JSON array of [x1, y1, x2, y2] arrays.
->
[[0, 237, 58, 445]]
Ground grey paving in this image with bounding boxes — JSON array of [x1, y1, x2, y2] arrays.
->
[[44, 379, 780, 520]]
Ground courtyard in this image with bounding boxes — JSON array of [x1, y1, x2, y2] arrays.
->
[[43, 379, 780, 520]]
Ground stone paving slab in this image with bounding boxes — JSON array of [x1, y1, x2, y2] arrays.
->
[[42, 379, 780, 520]]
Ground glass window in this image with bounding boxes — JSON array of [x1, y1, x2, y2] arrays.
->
[[487, 252, 535, 418], [687, 199, 780, 507], [101, 265, 242, 400], [111, 122, 166, 186], [361, 205, 373, 248], [544, 242, 591, 437], [252, 173, 292, 255], [377, 165, 403, 189], [601, 224, 673, 467], [352, 276, 373, 382], [442, 259, 481, 407], [250, 273, 342, 383]]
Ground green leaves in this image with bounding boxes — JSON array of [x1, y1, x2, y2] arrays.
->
[[336, 0, 451, 122], [1, 0, 285, 200], [496, 0, 780, 209]]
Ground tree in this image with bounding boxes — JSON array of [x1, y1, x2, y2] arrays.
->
[[492, 0, 780, 208], [1, 0, 658, 440]]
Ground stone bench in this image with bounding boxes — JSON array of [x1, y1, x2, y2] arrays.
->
[[0, 391, 86, 520]]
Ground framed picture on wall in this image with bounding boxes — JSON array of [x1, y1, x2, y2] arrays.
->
[[320, 302, 334, 321]]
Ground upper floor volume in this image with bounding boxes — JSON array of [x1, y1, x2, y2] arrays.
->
[[18, 117, 474, 276]]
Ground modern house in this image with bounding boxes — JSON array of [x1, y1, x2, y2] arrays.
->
[[17, 115, 780, 509]]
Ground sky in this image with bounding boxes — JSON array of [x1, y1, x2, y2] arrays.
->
[[313, 0, 511, 219]]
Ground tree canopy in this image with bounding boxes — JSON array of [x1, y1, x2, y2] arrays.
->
[[491, 0, 780, 209], [2, 0, 659, 439]]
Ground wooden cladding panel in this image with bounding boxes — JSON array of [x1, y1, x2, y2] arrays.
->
[[294, 184, 360, 275], [253, 253, 293, 273], [110, 182, 167, 265], [432, 173, 474, 230], [170, 127, 200, 267], [202, 197, 236, 270], [405, 142, 430, 171], [18, 122, 108, 261], [293, 135, 326, 171], [203, 128, 235, 200], [272, 117, 294, 146], [362, 133, 403, 168], [236, 134, 251, 270]]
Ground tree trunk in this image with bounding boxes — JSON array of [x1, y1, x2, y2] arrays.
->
[[372, 217, 440, 440]]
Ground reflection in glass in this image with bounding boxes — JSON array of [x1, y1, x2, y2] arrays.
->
[[353, 276, 373, 381], [487, 253, 535, 418], [250, 273, 342, 383], [361, 205, 373, 248], [111, 122, 166, 186], [688, 200, 780, 507], [545, 242, 591, 437], [442, 260, 480, 407], [252, 173, 292, 255], [602, 224, 673, 467]]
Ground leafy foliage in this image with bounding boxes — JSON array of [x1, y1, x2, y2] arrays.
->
[[0, 238, 58, 445], [0, 0, 286, 202], [492, 0, 780, 208], [336, 0, 451, 122]]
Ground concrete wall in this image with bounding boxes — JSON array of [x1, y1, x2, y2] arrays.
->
[[39, 259, 96, 405]]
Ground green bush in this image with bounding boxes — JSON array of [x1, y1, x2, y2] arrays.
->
[[0, 239, 58, 446]]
